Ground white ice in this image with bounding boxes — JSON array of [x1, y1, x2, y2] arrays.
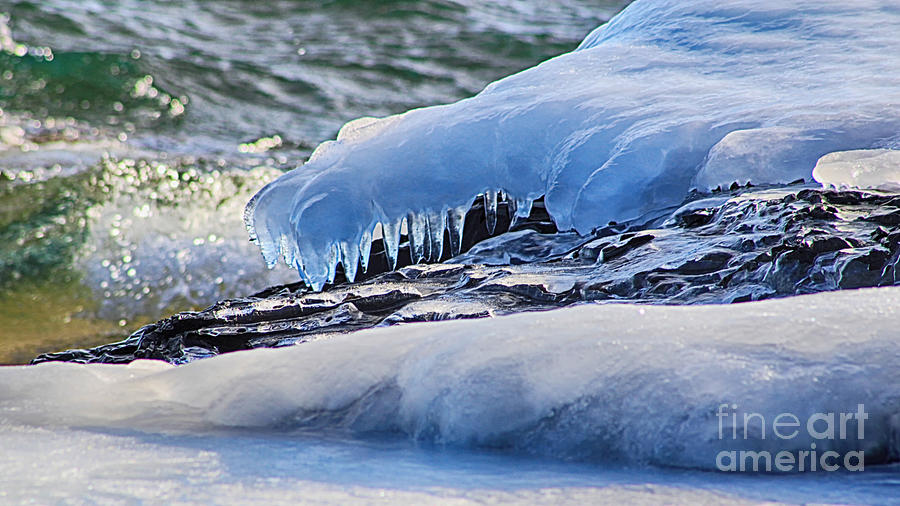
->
[[2, 287, 899, 472], [3, 424, 897, 504], [244, 0, 900, 289], [813, 149, 900, 192]]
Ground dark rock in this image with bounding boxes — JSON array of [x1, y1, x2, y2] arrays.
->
[[837, 248, 892, 289], [33, 185, 900, 365], [864, 211, 900, 227], [672, 251, 732, 275], [598, 234, 655, 263]]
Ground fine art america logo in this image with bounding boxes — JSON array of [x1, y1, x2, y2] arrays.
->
[[716, 404, 868, 472]]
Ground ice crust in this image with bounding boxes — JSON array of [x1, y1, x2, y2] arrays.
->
[[813, 149, 900, 192], [2, 288, 899, 468], [244, 0, 900, 289]]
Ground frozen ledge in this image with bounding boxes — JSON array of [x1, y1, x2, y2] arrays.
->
[[813, 149, 900, 192]]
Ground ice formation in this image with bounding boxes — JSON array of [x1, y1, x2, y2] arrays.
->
[[2, 288, 899, 469], [813, 149, 900, 192], [245, 0, 900, 289]]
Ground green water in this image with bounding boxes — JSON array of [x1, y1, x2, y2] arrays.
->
[[0, 0, 629, 362]]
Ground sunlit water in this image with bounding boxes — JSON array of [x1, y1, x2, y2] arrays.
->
[[0, 0, 628, 362]]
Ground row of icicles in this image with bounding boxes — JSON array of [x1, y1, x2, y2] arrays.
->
[[270, 189, 536, 290]]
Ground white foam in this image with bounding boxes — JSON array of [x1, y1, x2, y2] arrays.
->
[[75, 162, 297, 320]]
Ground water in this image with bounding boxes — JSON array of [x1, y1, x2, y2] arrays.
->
[[0, 0, 628, 362], [1, 0, 627, 158]]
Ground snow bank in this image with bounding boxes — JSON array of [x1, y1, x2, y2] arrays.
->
[[2, 288, 898, 469]]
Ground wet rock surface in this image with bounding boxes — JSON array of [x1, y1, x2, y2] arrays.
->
[[34, 184, 900, 365]]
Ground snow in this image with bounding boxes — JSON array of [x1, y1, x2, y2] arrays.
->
[[244, 0, 900, 289], [11, 425, 897, 505], [2, 287, 899, 471], [2, 288, 900, 501], [813, 149, 900, 192]]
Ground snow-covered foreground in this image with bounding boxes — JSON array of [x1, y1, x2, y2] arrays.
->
[[2, 288, 899, 502], [2, 426, 898, 504]]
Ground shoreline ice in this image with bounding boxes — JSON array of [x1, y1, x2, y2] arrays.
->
[[3, 287, 898, 470], [245, 0, 900, 289]]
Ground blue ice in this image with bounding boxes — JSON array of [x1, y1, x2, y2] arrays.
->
[[245, 0, 900, 289]]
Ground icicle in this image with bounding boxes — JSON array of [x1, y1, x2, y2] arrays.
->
[[407, 211, 426, 264], [382, 218, 402, 270], [259, 243, 278, 269], [278, 234, 292, 267], [421, 214, 433, 262], [516, 196, 533, 218], [252, 218, 279, 268], [325, 242, 339, 285], [338, 240, 360, 282], [301, 246, 328, 292], [509, 196, 533, 229], [482, 189, 498, 234], [446, 206, 466, 257], [294, 258, 314, 290], [507, 196, 517, 222], [425, 211, 446, 261], [358, 227, 373, 274]]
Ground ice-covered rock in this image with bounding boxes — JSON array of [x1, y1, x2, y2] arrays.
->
[[813, 149, 900, 192], [244, 0, 900, 289], [37, 186, 900, 365]]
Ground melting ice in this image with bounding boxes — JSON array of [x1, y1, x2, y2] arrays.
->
[[245, 0, 900, 289]]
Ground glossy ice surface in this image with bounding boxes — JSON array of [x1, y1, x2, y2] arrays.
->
[[246, 0, 900, 289]]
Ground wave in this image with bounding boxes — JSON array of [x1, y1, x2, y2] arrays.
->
[[0, 1, 625, 158], [0, 153, 297, 362]]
